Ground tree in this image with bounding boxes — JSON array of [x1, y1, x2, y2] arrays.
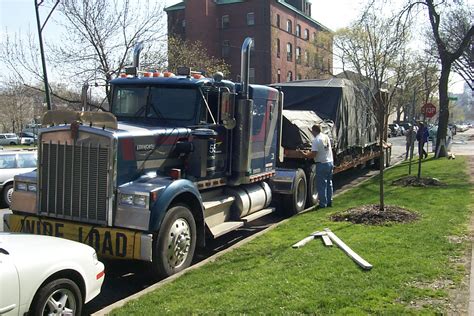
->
[[161, 36, 231, 78], [0, 0, 168, 107], [400, 0, 473, 157], [334, 8, 412, 211], [52, 0, 167, 102], [0, 84, 42, 133]]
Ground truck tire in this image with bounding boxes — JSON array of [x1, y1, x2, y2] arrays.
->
[[282, 168, 307, 215], [305, 164, 318, 207], [2, 183, 13, 207], [152, 204, 196, 279]]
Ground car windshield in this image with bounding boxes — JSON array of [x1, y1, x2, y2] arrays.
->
[[112, 85, 199, 122], [0, 155, 16, 169], [17, 153, 37, 168]]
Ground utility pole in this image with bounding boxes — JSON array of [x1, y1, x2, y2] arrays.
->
[[34, 0, 60, 111]]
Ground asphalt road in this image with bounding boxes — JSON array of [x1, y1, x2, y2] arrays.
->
[[0, 135, 411, 314]]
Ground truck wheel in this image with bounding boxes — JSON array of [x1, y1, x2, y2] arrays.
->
[[306, 165, 318, 207], [283, 168, 307, 215], [3, 183, 13, 207], [152, 204, 196, 279], [31, 278, 82, 316]]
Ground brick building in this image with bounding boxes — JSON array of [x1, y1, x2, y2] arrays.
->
[[165, 0, 333, 84]]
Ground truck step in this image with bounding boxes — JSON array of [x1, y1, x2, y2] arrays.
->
[[208, 221, 244, 238], [202, 195, 235, 211], [203, 195, 236, 227], [241, 207, 275, 223]]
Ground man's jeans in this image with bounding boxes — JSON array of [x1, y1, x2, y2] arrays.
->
[[315, 162, 334, 207]]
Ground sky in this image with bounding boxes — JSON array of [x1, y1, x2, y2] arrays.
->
[[0, 0, 469, 94]]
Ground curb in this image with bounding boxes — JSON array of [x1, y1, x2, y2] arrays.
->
[[93, 155, 406, 315]]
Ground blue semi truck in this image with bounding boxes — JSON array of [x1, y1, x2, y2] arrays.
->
[[4, 38, 389, 278]]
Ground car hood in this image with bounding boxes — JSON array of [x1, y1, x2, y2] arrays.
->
[[0, 232, 93, 259]]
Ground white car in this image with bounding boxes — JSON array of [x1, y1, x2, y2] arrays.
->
[[0, 233, 105, 315]]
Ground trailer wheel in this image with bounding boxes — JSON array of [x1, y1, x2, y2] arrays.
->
[[283, 168, 307, 215], [152, 204, 196, 279], [306, 165, 318, 207]]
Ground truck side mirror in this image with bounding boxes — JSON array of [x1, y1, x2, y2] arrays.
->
[[220, 91, 236, 129]]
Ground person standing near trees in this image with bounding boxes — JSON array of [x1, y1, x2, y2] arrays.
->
[[304, 124, 334, 208], [405, 126, 416, 160], [416, 121, 429, 159]]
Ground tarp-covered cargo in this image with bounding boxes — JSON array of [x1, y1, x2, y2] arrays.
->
[[271, 78, 377, 155]]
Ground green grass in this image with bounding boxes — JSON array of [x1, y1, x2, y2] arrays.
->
[[112, 157, 473, 315]]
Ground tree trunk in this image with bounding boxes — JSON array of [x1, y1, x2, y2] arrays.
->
[[379, 113, 384, 211], [435, 62, 450, 158]]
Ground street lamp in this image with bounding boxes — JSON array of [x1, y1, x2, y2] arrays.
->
[[34, 0, 60, 111]]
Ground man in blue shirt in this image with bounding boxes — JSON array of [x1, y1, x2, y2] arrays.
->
[[416, 122, 429, 159]]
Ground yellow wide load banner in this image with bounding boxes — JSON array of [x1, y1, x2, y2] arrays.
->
[[6, 214, 146, 260]]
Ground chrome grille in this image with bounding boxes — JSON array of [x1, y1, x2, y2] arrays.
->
[[39, 141, 110, 224]]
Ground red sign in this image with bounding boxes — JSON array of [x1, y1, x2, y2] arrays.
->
[[421, 103, 437, 118]]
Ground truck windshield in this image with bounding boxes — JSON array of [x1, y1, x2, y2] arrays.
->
[[112, 86, 199, 121]]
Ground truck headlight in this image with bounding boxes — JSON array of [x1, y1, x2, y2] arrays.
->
[[15, 182, 37, 192], [16, 182, 27, 191], [119, 193, 148, 208], [133, 195, 147, 207], [120, 194, 134, 206]]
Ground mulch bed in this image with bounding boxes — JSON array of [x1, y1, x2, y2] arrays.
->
[[330, 204, 419, 225], [392, 176, 445, 187]]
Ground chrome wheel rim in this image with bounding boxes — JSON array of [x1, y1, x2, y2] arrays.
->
[[166, 218, 191, 269], [6, 187, 13, 206], [41, 288, 77, 316], [296, 178, 306, 209]]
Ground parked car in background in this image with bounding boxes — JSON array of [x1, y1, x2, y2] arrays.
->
[[0, 233, 105, 315], [0, 151, 37, 207], [388, 124, 402, 137], [0, 133, 20, 146], [18, 132, 37, 146]]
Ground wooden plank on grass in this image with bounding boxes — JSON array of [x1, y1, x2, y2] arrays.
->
[[325, 229, 373, 270], [292, 235, 314, 248], [292, 231, 323, 248], [321, 234, 333, 246]]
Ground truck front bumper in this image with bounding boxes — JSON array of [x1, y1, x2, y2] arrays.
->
[[3, 213, 153, 261]]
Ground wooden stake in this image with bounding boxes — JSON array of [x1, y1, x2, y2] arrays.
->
[[321, 234, 333, 246], [324, 229, 373, 270]]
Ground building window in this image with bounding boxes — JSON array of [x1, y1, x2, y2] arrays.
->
[[304, 28, 309, 40], [304, 51, 309, 66], [249, 68, 255, 83], [276, 14, 280, 28], [287, 43, 292, 61], [287, 71, 293, 82], [247, 12, 255, 26], [222, 40, 230, 57], [222, 15, 229, 29], [296, 47, 301, 64], [182, 20, 186, 28], [296, 24, 301, 37], [276, 39, 280, 58], [297, 74, 302, 80], [286, 19, 292, 33], [277, 69, 281, 82]]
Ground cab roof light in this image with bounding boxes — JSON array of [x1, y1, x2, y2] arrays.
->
[[163, 71, 175, 78], [153, 72, 162, 77], [177, 67, 191, 76], [143, 72, 152, 77]]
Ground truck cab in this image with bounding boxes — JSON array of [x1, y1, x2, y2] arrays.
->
[[5, 38, 289, 278]]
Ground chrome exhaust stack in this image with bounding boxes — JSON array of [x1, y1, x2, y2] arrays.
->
[[240, 37, 253, 99]]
